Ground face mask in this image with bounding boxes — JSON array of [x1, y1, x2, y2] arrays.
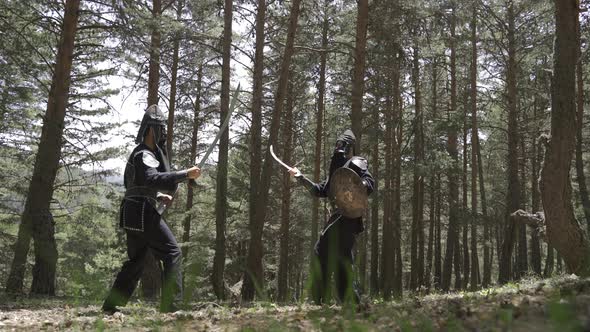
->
[[158, 126, 167, 146], [329, 151, 348, 176], [334, 140, 350, 155]]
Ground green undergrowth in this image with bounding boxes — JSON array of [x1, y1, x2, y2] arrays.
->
[[1, 275, 590, 331]]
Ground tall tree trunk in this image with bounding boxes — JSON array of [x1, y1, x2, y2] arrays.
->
[[469, 3, 480, 291], [370, 100, 380, 295], [530, 99, 542, 275], [454, 230, 462, 289], [410, 46, 425, 290], [248, 0, 266, 298], [242, 0, 301, 301], [434, 173, 442, 289], [574, 9, 590, 232], [442, 7, 459, 292], [462, 88, 469, 289], [431, 60, 442, 290], [182, 65, 202, 287], [5, 221, 32, 293], [351, 0, 369, 151], [142, 0, 164, 299], [393, 56, 404, 298], [147, 0, 161, 107], [544, 245, 554, 277], [479, 137, 491, 286], [381, 68, 394, 300], [277, 79, 295, 303], [495, 214, 503, 274], [212, 0, 233, 301], [165, 0, 183, 161], [517, 124, 528, 278], [426, 56, 439, 288], [426, 173, 435, 290], [311, 0, 329, 262], [6, 0, 81, 295], [539, 0, 590, 277], [499, 0, 520, 284], [359, 229, 368, 291]]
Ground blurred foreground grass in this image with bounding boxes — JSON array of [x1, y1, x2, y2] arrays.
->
[[1, 275, 590, 331]]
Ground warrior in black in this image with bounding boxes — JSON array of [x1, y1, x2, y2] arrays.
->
[[102, 105, 201, 314], [290, 129, 374, 305]]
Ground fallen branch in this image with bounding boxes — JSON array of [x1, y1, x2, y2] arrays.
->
[[510, 209, 546, 241]]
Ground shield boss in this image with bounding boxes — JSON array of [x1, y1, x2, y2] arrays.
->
[[329, 167, 368, 218]]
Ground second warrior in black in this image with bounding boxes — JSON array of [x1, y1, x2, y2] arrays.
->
[[102, 105, 201, 314], [290, 129, 374, 305]]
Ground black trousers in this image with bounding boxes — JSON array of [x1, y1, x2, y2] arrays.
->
[[311, 214, 362, 305], [103, 218, 182, 312]]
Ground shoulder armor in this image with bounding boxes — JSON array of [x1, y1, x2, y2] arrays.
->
[[348, 156, 368, 172], [137, 150, 160, 168]]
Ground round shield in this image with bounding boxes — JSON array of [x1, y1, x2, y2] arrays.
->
[[329, 167, 368, 218]]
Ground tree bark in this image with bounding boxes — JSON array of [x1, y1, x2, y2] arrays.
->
[[574, 9, 590, 232], [517, 122, 528, 278], [311, 0, 328, 262], [410, 46, 425, 291], [6, 219, 32, 293], [469, 3, 480, 291], [212, 0, 233, 301], [6, 0, 81, 295], [462, 88, 469, 290], [354, 0, 369, 285], [426, 174, 435, 290], [539, 0, 590, 277], [499, 0, 520, 284], [479, 136, 491, 286], [182, 64, 202, 287], [242, 0, 301, 301], [359, 228, 368, 291], [435, 173, 442, 289], [544, 245, 554, 277], [393, 56, 404, 298], [381, 69, 394, 300], [351, 0, 369, 152], [165, 0, 184, 161], [247, 0, 266, 298], [277, 79, 295, 303], [370, 98, 380, 295], [147, 0, 161, 107], [530, 101, 542, 275], [431, 60, 442, 290], [442, 7, 459, 292]]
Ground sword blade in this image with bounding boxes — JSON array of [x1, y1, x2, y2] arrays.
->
[[270, 145, 300, 176], [159, 84, 241, 214], [198, 83, 241, 169]]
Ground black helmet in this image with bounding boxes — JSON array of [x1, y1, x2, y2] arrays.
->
[[135, 104, 167, 144], [334, 129, 356, 155]]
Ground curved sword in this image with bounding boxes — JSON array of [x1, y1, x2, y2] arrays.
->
[[157, 84, 241, 214], [197, 83, 241, 169], [270, 145, 301, 177]]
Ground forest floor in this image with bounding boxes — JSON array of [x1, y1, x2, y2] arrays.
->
[[1, 275, 590, 331]]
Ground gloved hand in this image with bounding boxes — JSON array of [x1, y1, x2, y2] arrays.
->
[[288, 167, 302, 178]]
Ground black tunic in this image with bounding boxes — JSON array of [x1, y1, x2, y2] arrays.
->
[[119, 143, 187, 231]]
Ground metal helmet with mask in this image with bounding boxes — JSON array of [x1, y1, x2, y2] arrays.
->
[[125, 104, 170, 194], [135, 104, 167, 146], [333, 129, 356, 156], [329, 129, 356, 176]]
